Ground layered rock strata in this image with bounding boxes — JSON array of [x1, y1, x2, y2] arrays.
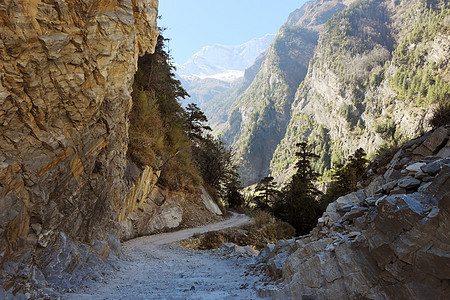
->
[[257, 126, 450, 299], [0, 0, 159, 296]]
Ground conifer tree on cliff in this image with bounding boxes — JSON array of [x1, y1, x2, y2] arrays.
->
[[184, 103, 242, 205], [185, 103, 211, 141], [129, 31, 197, 189], [321, 148, 368, 207], [253, 176, 281, 213], [275, 142, 322, 235]]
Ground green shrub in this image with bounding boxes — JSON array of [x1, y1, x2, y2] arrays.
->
[[374, 118, 396, 140], [428, 100, 450, 128]]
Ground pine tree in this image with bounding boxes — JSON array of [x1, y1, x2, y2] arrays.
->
[[321, 148, 368, 208], [185, 103, 211, 140], [253, 176, 281, 213], [192, 134, 240, 200], [223, 178, 244, 209], [275, 142, 322, 235]]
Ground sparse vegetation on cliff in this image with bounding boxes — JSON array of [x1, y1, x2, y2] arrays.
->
[[129, 33, 242, 201], [390, 5, 450, 105], [271, 0, 449, 186], [129, 33, 200, 189]]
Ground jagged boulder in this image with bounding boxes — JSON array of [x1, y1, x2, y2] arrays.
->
[[118, 182, 224, 241], [256, 126, 450, 299]]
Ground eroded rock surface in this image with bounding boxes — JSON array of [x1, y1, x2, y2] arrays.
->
[[257, 126, 450, 299], [0, 0, 158, 297], [118, 159, 223, 240]]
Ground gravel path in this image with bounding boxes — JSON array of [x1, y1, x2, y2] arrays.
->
[[64, 214, 264, 299]]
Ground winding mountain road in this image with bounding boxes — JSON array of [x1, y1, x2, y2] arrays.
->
[[65, 213, 264, 299], [139, 213, 251, 245]]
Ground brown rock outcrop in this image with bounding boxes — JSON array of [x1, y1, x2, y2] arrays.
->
[[116, 159, 223, 241], [0, 0, 158, 295], [256, 126, 450, 299]]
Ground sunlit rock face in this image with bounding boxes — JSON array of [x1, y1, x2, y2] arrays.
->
[[271, 0, 449, 183], [0, 0, 158, 261]]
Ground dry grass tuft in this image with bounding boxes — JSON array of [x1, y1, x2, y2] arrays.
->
[[179, 211, 295, 251]]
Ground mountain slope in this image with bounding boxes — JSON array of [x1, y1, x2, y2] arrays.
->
[[203, 51, 268, 130], [220, 0, 356, 185], [271, 0, 450, 182]]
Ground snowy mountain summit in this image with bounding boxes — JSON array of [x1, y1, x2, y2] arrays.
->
[[177, 34, 276, 82]]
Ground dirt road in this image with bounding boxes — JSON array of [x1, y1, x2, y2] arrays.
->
[[64, 213, 263, 299], [139, 213, 251, 245]]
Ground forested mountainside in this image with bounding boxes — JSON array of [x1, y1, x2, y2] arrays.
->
[[271, 0, 450, 183], [211, 0, 449, 186], [220, 0, 353, 185]]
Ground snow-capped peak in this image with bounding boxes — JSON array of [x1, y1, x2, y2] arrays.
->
[[177, 34, 275, 82]]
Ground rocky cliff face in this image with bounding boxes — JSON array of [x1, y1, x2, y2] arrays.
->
[[0, 0, 159, 295], [257, 126, 450, 299], [118, 159, 223, 241], [221, 0, 355, 185]]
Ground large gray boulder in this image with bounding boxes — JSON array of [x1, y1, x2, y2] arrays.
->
[[256, 127, 450, 299]]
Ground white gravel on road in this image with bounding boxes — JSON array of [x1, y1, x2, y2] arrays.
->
[[64, 214, 264, 299]]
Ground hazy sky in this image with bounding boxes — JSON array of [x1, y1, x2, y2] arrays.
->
[[158, 0, 307, 65]]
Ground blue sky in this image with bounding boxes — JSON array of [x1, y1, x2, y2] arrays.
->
[[158, 0, 307, 65]]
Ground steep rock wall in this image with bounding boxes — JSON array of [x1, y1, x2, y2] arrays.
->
[[117, 160, 223, 241], [0, 0, 158, 263]]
